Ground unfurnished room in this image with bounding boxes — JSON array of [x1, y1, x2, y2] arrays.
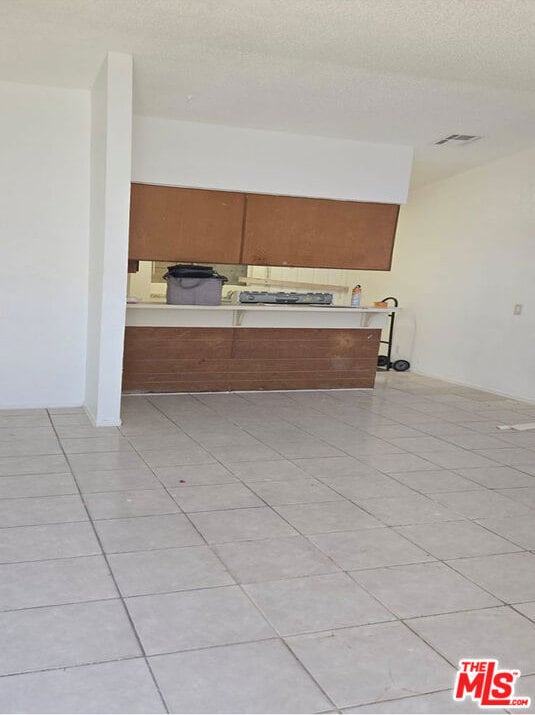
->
[[0, 1, 535, 714]]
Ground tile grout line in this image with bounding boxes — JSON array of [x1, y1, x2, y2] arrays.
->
[[45, 409, 171, 715], [0, 653, 149, 681], [338, 684, 474, 711], [3, 540, 529, 570]]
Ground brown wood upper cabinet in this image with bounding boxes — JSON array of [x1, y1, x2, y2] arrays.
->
[[242, 193, 400, 270], [129, 183, 245, 262]]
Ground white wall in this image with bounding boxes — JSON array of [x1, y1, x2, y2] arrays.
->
[[357, 145, 535, 401], [0, 81, 90, 408], [86, 53, 133, 426], [132, 116, 412, 204]]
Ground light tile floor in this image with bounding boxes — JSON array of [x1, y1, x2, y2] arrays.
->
[[1, 373, 535, 713]]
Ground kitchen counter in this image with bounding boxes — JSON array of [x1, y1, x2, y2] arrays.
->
[[126, 303, 393, 329], [123, 303, 394, 394]]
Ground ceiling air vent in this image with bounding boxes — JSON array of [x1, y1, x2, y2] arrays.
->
[[434, 134, 482, 146]]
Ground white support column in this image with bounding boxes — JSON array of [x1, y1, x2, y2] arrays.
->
[[85, 52, 133, 426]]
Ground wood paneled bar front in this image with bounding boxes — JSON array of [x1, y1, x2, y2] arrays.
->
[[123, 305, 392, 393]]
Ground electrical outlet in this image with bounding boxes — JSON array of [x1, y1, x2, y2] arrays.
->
[[514, 304, 523, 315]]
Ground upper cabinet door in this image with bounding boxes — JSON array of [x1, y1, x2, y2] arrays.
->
[[243, 194, 400, 270], [129, 183, 245, 262]]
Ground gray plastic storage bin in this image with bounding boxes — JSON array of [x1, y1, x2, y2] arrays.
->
[[165, 276, 224, 305]]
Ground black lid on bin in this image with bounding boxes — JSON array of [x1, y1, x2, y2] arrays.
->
[[163, 264, 228, 283]]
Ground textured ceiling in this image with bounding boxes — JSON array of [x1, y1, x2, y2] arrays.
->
[[1, 0, 535, 188]]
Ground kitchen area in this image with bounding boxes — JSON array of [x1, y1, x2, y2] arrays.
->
[[124, 183, 400, 394]]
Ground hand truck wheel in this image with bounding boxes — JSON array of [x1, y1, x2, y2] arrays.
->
[[393, 359, 410, 372]]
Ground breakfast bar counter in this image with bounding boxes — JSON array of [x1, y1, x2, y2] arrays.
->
[[123, 304, 393, 393], [126, 303, 392, 329]]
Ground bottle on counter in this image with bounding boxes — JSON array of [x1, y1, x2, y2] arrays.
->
[[351, 284, 362, 307]]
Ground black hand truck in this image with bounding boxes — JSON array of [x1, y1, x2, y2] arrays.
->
[[377, 297, 411, 372]]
